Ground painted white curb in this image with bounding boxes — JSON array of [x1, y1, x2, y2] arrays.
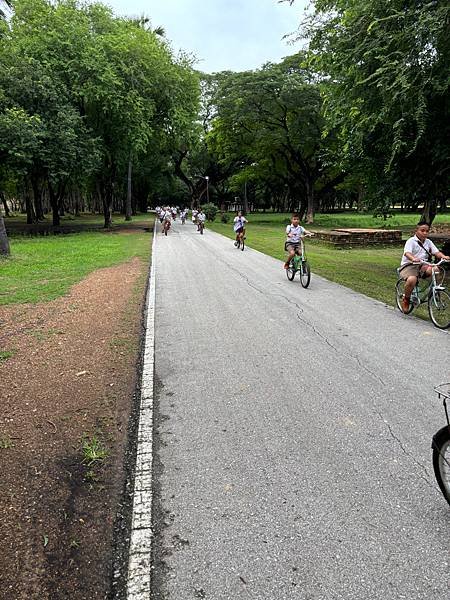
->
[[126, 221, 157, 599]]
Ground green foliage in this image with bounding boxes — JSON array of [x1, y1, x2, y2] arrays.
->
[[300, 0, 450, 220], [0, 0, 200, 224], [220, 212, 230, 223], [202, 202, 218, 221], [81, 434, 108, 467]]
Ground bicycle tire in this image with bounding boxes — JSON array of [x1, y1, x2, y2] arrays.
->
[[200, 223, 204, 235], [236, 239, 240, 249], [286, 264, 295, 281], [395, 279, 414, 314], [300, 261, 311, 288], [432, 426, 450, 506], [428, 289, 450, 329], [241, 236, 245, 251]]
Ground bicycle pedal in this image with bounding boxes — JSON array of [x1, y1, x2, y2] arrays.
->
[[435, 286, 445, 291]]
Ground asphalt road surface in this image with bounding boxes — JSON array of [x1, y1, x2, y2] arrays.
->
[[152, 220, 449, 600]]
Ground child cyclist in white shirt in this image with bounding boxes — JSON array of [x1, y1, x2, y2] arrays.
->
[[233, 211, 248, 246], [399, 221, 450, 313], [284, 213, 313, 269], [197, 209, 206, 231]]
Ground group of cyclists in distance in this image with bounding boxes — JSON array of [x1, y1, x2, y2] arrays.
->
[[155, 205, 449, 317], [156, 205, 207, 235]]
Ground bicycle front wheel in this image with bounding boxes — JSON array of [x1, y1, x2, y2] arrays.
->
[[286, 264, 295, 281], [428, 289, 450, 329], [432, 426, 450, 506], [300, 261, 311, 288], [395, 279, 414, 314], [241, 236, 245, 251]]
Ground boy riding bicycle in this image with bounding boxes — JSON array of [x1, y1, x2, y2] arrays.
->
[[233, 211, 248, 246], [284, 214, 313, 269], [399, 222, 450, 313]]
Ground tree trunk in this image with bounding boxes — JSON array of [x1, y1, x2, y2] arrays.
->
[[356, 185, 366, 213], [420, 198, 437, 226], [25, 183, 36, 225], [125, 157, 132, 221], [305, 179, 314, 224], [103, 179, 113, 228], [48, 182, 60, 227], [31, 176, 44, 220], [243, 181, 249, 214], [0, 216, 10, 256], [0, 191, 10, 217]]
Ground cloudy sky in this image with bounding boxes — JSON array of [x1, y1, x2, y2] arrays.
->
[[107, 0, 309, 73]]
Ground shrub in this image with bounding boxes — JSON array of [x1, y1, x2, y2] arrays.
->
[[202, 203, 218, 222], [220, 212, 230, 223]]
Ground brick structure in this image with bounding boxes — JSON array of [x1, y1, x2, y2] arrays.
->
[[314, 228, 403, 247]]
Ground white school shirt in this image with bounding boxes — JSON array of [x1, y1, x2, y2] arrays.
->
[[197, 212, 206, 222], [233, 216, 247, 231], [286, 224, 305, 244], [163, 210, 172, 221], [401, 235, 439, 266]]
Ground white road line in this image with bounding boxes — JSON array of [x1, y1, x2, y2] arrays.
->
[[126, 220, 157, 600]]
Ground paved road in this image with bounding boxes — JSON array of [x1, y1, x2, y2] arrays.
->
[[152, 220, 449, 600]]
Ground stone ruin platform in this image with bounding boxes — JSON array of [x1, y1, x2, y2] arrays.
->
[[314, 228, 403, 247]]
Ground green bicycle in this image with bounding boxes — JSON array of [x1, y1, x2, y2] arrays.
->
[[395, 259, 450, 329], [285, 237, 311, 288]]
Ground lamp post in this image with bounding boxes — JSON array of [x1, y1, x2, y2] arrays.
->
[[205, 176, 209, 203]]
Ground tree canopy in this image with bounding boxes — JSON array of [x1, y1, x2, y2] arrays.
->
[[0, 0, 200, 226]]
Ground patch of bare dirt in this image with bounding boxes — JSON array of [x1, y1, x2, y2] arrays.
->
[[0, 256, 148, 600]]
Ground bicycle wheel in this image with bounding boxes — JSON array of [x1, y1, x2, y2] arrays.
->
[[300, 261, 311, 288], [200, 223, 204, 235], [286, 263, 295, 281], [432, 426, 450, 506], [395, 280, 413, 314], [428, 289, 450, 329], [241, 236, 245, 251]]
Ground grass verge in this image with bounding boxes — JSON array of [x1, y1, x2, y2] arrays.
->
[[0, 227, 152, 305]]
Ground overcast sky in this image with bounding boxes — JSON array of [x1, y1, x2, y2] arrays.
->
[[106, 0, 308, 73]]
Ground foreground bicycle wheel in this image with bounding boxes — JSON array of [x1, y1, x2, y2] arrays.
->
[[395, 279, 414, 314], [432, 426, 450, 506], [241, 236, 245, 251], [428, 289, 450, 329], [286, 263, 295, 281], [300, 260, 311, 288]]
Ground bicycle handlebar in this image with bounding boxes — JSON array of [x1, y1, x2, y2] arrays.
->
[[410, 259, 449, 266]]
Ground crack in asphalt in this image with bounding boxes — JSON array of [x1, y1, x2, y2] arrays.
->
[[213, 251, 388, 386], [375, 410, 434, 487]]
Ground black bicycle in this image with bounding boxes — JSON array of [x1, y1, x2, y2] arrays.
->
[[432, 383, 450, 506]]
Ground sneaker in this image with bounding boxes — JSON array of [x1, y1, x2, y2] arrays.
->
[[234, 241, 238, 247], [284, 263, 290, 270], [401, 296, 410, 313]]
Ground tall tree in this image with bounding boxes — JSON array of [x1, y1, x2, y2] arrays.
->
[[300, 0, 450, 222]]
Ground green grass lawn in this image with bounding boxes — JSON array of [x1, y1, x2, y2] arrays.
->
[[0, 228, 152, 305], [234, 211, 450, 231], [207, 212, 449, 320]]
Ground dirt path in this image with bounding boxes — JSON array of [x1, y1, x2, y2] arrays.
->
[[0, 256, 148, 600]]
